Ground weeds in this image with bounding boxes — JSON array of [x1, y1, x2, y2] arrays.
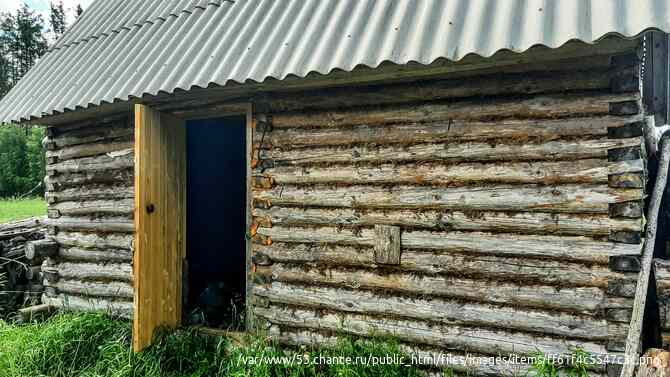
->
[[0, 312, 424, 377], [527, 347, 593, 377]]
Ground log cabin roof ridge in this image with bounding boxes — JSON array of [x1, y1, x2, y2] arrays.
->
[[1, 0, 669, 124]]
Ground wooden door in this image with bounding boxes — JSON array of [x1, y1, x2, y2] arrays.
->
[[133, 104, 186, 352]]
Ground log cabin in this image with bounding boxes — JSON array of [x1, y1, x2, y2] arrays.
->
[[1, 1, 670, 376]]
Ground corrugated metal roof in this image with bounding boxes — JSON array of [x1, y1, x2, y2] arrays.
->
[[1, 0, 669, 124]]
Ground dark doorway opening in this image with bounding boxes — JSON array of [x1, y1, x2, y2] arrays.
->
[[185, 116, 246, 330]]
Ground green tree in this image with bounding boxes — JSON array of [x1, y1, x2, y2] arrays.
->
[[49, 1, 66, 37]]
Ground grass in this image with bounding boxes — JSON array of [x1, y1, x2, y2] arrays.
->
[[0, 312, 427, 377], [0, 197, 46, 223]]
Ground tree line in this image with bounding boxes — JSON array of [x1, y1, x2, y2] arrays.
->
[[0, 2, 81, 198]]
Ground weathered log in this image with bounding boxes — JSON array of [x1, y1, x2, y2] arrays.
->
[[253, 207, 642, 237], [45, 170, 133, 191], [45, 279, 133, 299], [256, 226, 642, 263], [25, 266, 42, 281], [609, 201, 644, 218], [42, 294, 133, 319], [51, 199, 134, 217], [259, 116, 640, 148], [45, 217, 134, 233], [254, 282, 626, 340], [253, 243, 625, 288], [270, 92, 638, 128], [54, 261, 132, 282], [254, 184, 643, 214], [254, 305, 610, 358], [45, 185, 134, 203], [261, 159, 643, 186], [46, 140, 133, 162], [25, 239, 58, 260], [621, 136, 670, 377], [262, 137, 642, 166], [265, 65, 635, 112], [54, 232, 133, 251], [46, 149, 133, 173], [17, 304, 54, 322], [655, 259, 670, 292], [373, 225, 400, 265], [256, 264, 629, 314], [58, 247, 133, 262], [267, 326, 537, 377], [49, 124, 133, 149]]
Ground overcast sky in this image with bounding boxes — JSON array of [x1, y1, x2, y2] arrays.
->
[[0, 0, 94, 25]]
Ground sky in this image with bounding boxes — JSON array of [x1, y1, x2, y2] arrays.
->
[[0, 0, 94, 26]]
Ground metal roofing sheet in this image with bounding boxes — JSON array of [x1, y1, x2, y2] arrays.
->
[[1, 0, 669, 124]]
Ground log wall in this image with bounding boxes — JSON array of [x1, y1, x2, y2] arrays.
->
[[39, 43, 647, 376], [248, 50, 646, 376], [40, 115, 134, 319]]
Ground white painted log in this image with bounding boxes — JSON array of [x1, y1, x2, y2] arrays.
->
[[262, 159, 643, 186], [54, 232, 133, 250], [263, 137, 642, 166], [55, 261, 132, 282], [257, 264, 629, 314], [261, 116, 640, 147], [51, 199, 134, 217], [42, 294, 133, 319], [254, 282, 626, 340], [271, 92, 638, 128], [45, 217, 134, 233], [45, 279, 133, 299], [254, 305, 610, 358], [257, 226, 642, 263], [253, 243, 625, 288], [253, 207, 642, 236], [58, 247, 133, 262], [254, 184, 643, 214]]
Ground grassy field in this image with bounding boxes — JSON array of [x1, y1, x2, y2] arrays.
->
[[0, 198, 46, 223]]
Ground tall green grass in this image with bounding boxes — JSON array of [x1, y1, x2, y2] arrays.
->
[[0, 313, 426, 377]]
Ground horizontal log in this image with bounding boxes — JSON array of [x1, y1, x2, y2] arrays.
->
[[260, 116, 641, 148], [42, 294, 133, 319], [58, 247, 132, 264], [54, 232, 133, 251], [17, 304, 55, 322], [51, 199, 134, 217], [267, 326, 539, 377], [261, 159, 643, 186], [262, 137, 642, 166], [45, 169, 133, 191], [254, 243, 625, 288], [253, 207, 642, 237], [655, 259, 670, 293], [49, 123, 132, 149], [254, 282, 626, 340], [257, 226, 642, 263], [46, 149, 133, 173], [25, 239, 58, 260], [254, 184, 643, 214], [46, 140, 133, 162], [266, 65, 634, 112], [45, 278, 133, 299], [271, 92, 638, 128], [46, 185, 134, 203], [53, 261, 132, 282], [45, 217, 134, 233], [254, 305, 609, 358], [257, 264, 630, 314]]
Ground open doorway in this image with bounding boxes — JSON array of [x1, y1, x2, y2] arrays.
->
[[185, 116, 247, 330]]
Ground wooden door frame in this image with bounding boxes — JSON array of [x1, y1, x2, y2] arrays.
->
[[134, 102, 254, 351]]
